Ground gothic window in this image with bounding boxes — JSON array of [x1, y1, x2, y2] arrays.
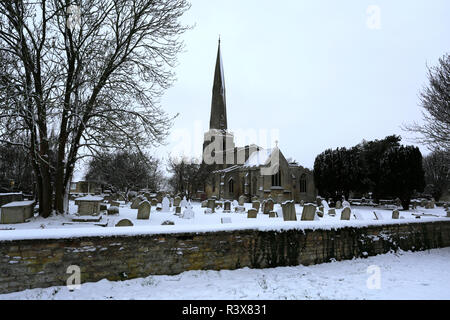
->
[[299, 174, 307, 193], [228, 178, 234, 193], [272, 169, 282, 187], [252, 177, 257, 195]]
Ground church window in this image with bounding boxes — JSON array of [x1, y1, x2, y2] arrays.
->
[[300, 174, 307, 193], [228, 179, 234, 193], [272, 169, 282, 187]]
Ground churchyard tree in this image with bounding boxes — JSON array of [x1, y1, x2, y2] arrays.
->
[[85, 150, 163, 198], [404, 53, 450, 155], [422, 150, 450, 201], [0, 0, 190, 217]]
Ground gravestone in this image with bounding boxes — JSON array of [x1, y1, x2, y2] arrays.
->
[[251, 196, 259, 202], [321, 200, 330, 212], [180, 196, 188, 208], [392, 209, 399, 219], [156, 204, 162, 211], [247, 208, 257, 218], [335, 201, 342, 209], [0, 200, 35, 224], [115, 219, 133, 227], [221, 217, 232, 224], [161, 197, 170, 212], [174, 196, 181, 207], [109, 200, 120, 207], [446, 209, 450, 217], [252, 200, 260, 212], [131, 197, 143, 209], [319, 205, 324, 213], [316, 210, 324, 218], [75, 196, 103, 215], [151, 198, 158, 206], [182, 203, 195, 219], [107, 206, 119, 215], [269, 211, 278, 218], [238, 195, 246, 206], [232, 200, 239, 208], [223, 201, 231, 213], [395, 198, 402, 207], [301, 204, 316, 221], [282, 200, 297, 221], [263, 198, 274, 214], [137, 201, 151, 220], [175, 206, 181, 214], [342, 201, 351, 208], [300, 200, 304, 207], [341, 207, 351, 220], [328, 208, 336, 216], [100, 204, 108, 211], [235, 206, 245, 213], [201, 200, 208, 208], [207, 199, 216, 213]]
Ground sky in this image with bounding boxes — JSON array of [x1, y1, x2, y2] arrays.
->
[[72, 0, 450, 179]]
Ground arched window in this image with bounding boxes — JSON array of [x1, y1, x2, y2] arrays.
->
[[252, 177, 257, 195], [228, 179, 234, 193], [272, 169, 281, 187], [299, 174, 307, 193]]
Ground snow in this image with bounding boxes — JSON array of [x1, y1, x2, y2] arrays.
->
[[0, 200, 447, 241], [244, 148, 272, 167], [1, 248, 450, 299], [1, 200, 35, 208], [74, 195, 103, 201]]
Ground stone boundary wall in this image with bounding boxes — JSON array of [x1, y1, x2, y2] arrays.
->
[[1, 220, 450, 294]]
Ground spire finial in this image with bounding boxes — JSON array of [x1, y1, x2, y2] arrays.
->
[[218, 34, 221, 44]]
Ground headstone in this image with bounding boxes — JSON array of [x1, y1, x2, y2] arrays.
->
[[173, 196, 181, 207], [247, 208, 257, 218], [161, 197, 170, 212], [232, 200, 239, 208], [207, 199, 216, 213], [221, 217, 232, 224], [100, 204, 107, 211], [328, 208, 336, 216], [115, 219, 133, 227], [107, 206, 119, 215], [0, 200, 35, 224], [180, 196, 188, 208], [316, 210, 324, 218], [392, 209, 399, 219], [238, 195, 246, 206], [282, 200, 297, 221], [263, 198, 274, 214], [175, 206, 181, 214], [446, 209, 450, 218], [342, 201, 351, 208], [201, 200, 208, 208], [235, 206, 245, 213], [341, 207, 351, 220], [137, 201, 151, 219], [204, 208, 213, 214], [252, 200, 260, 212], [269, 211, 278, 218], [131, 197, 142, 209], [319, 205, 324, 213], [420, 199, 427, 207], [223, 201, 231, 213], [151, 198, 158, 206], [395, 198, 402, 207], [335, 201, 342, 209], [301, 204, 316, 221], [75, 196, 103, 215], [300, 200, 304, 207], [109, 200, 120, 207], [181, 203, 195, 219], [156, 203, 162, 211], [321, 200, 330, 211], [251, 196, 259, 202]]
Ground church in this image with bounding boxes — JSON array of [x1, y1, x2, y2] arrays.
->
[[202, 40, 316, 203]]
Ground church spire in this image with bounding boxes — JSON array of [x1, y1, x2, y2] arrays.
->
[[209, 38, 227, 130]]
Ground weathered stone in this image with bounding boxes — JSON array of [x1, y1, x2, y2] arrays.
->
[[317, 210, 324, 218], [151, 199, 158, 206], [223, 201, 231, 213], [328, 208, 336, 216], [207, 199, 216, 213], [201, 200, 208, 208], [161, 197, 170, 212], [100, 204, 108, 211], [300, 200, 304, 206], [173, 196, 181, 207], [269, 211, 278, 218], [238, 195, 246, 206], [392, 209, 399, 219], [252, 200, 260, 212], [335, 201, 342, 209], [235, 206, 245, 213], [175, 206, 181, 214], [75, 196, 103, 215], [281, 200, 296, 221], [115, 219, 133, 227], [0, 201, 35, 224], [137, 201, 151, 220], [263, 198, 274, 214], [107, 206, 119, 215], [131, 197, 142, 209], [109, 200, 120, 207], [341, 207, 351, 220], [247, 208, 257, 218], [301, 204, 316, 221]]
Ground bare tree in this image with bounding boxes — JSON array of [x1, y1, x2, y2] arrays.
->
[[404, 53, 450, 155], [423, 150, 450, 201], [0, 0, 190, 217]]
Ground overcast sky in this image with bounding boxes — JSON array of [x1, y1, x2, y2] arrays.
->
[[72, 1, 450, 180], [149, 0, 449, 170]]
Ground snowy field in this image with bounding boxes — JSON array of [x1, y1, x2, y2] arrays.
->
[[0, 200, 448, 240], [1, 248, 449, 300]]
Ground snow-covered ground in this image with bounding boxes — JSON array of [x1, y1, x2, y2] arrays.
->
[[1, 248, 449, 300], [0, 200, 447, 240]]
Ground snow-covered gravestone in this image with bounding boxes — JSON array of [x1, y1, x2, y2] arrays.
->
[[161, 197, 170, 212], [392, 209, 399, 219], [223, 201, 231, 213], [321, 200, 330, 212], [180, 196, 188, 208], [137, 201, 151, 220], [282, 201, 297, 221], [341, 207, 351, 220], [301, 204, 316, 221], [181, 202, 195, 219], [342, 201, 351, 208], [232, 200, 239, 208]]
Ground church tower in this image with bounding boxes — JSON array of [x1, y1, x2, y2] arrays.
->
[[203, 39, 235, 169]]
